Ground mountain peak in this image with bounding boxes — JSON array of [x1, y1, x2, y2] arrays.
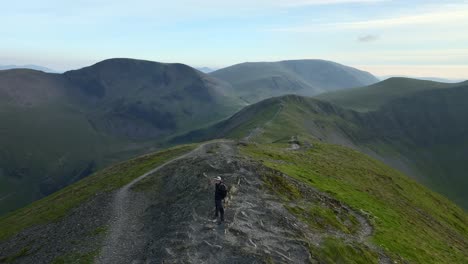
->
[[0, 64, 57, 73], [67, 58, 195, 75], [211, 59, 378, 103]]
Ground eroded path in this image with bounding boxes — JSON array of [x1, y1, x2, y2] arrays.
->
[[97, 141, 215, 263], [97, 140, 389, 263]]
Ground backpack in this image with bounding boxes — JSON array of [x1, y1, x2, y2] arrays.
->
[[218, 183, 228, 199]]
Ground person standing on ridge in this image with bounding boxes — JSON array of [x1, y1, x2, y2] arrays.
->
[[213, 176, 227, 224]]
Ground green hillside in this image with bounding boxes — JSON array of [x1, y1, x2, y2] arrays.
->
[[210, 59, 378, 103], [242, 141, 467, 263], [0, 59, 242, 215], [173, 91, 468, 262], [316, 77, 466, 112], [316, 78, 468, 207], [174, 87, 468, 210]]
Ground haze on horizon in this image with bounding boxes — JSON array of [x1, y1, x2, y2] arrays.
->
[[2, 0, 468, 79]]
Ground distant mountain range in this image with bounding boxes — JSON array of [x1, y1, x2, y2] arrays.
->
[[0, 58, 242, 214], [196, 67, 217, 73], [379, 75, 466, 83], [0, 64, 58, 73], [211, 59, 379, 103]]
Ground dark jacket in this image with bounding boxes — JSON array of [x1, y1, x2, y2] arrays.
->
[[215, 182, 227, 200]]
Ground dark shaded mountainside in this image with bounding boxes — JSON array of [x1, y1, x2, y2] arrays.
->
[[211, 59, 379, 103], [174, 78, 468, 210], [0, 58, 242, 215]]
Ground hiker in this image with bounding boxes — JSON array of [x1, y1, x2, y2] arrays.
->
[[213, 176, 227, 223]]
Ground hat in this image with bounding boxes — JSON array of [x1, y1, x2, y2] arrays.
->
[[215, 176, 222, 181]]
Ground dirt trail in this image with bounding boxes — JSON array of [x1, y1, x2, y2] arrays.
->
[[97, 141, 217, 263], [96, 140, 390, 263]]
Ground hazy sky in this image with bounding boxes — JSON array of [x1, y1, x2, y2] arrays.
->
[[1, 0, 468, 78]]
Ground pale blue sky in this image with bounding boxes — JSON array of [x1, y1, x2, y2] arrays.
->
[[1, 0, 468, 78]]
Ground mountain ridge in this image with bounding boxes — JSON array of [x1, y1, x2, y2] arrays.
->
[[173, 83, 468, 209], [210, 59, 379, 103], [0, 64, 57, 73], [316, 77, 466, 112], [0, 140, 466, 263]]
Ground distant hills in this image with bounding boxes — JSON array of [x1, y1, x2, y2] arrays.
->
[[211, 59, 379, 103], [380, 75, 465, 83], [316, 77, 465, 112], [0, 58, 242, 214], [196, 67, 216, 73], [0, 64, 57, 73]]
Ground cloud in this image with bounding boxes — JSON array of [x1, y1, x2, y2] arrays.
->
[[270, 6, 468, 32], [334, 9, 468, 29], [357, 34, 379, 42], [274, 0, 385, 7]]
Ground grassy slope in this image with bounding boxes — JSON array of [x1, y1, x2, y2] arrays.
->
[[190, 95, 360, 145], [169, 96, 283, 144], [242, 142, 468, 264], [171, 93, 468, 262], [224, 94, 468, 262], [0, 144, 197, 241], [182, 90, 468, 210], [316, 78, 464, 112], [317, 81, 468, 208]]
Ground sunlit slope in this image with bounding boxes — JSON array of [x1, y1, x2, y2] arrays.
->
[[242, 142, 467, 264]]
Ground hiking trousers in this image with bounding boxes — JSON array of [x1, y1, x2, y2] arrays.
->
[[215, 199, 224, 221]]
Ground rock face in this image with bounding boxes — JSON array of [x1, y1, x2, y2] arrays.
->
[[0, 141, 389, 263]]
